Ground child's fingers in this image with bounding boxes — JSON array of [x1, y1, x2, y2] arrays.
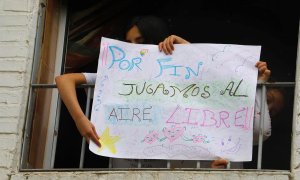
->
[[165, 38, 173, 55], [256, 61, 264, 67], [90, 132, 101, 147], [162, 40, 169, 55], [167, 36, 175, 51], [211, 159, 228, 168], [92, 125, 99, 139], [256, 61, 267, 69], [258, 66, 267, 73], [265, 69, 271, 75], [159, 42, 163, 52]]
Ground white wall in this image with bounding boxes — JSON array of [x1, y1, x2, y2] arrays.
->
[[0, 0, 298, 179], [0, 0, 39, 179]]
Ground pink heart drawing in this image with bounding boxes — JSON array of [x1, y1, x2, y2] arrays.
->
[[163, 126, 185, 143]]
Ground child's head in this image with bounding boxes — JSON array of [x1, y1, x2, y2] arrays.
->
[[125, 16, 169, 44], [267, 88, 285, 118]]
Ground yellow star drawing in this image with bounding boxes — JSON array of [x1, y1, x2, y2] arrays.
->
[[99, 127, 120, 154]]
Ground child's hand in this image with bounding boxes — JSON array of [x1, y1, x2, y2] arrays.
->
[[211, 158, 228, 168], [76, 116, 101, 147], [256, 61, 271, 83], [158, 35, 189, 55]]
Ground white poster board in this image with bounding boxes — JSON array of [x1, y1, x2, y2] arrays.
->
[[89, 37, 261, 161]]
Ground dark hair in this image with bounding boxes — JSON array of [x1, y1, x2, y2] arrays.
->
[[126, 16, 169, 44]]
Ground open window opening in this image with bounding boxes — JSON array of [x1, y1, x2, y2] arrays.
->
[[22, 0, 299, 170]]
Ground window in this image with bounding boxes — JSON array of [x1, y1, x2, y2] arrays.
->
[[21, 0, 299, 170]]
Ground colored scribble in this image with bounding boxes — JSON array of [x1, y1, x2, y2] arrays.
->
[[140, 49, 148, 56], [99, 127, 120, 154], [212, 45, 231, 62], [94, 75, 108, 111], [183, 134, 210, 144], [101, 42, 109, 66]]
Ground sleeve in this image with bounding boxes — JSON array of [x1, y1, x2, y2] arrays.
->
[[253, 87, 271, 145], [82, 73, 96, 98], [82, 73, 97, 84]]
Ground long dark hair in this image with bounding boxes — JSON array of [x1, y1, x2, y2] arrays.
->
[[126, 16, 169, 44]]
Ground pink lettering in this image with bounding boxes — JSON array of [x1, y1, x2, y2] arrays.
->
[[101, 42, 109, 66], [166, 105, 181, 124], [234, 107, 248, 128], [183, 108, 200, 125], [164, 106, 254, 129], [245, 107, 254, 130], [201, 110, 217, 127], [216, 111, 230, 128]]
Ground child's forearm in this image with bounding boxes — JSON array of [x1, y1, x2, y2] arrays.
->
[[55, 73, 87, 123]]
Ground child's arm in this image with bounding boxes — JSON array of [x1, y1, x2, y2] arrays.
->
[[253, 61, 272, 145], [55, 73, 101, 147]]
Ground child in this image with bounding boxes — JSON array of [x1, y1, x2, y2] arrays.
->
[[56, 34, 284, 168]]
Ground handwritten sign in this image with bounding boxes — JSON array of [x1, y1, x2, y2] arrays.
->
[[89, 37, 261, 161]]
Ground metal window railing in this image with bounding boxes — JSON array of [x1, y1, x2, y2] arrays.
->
[[21, 82, 295, 170]]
